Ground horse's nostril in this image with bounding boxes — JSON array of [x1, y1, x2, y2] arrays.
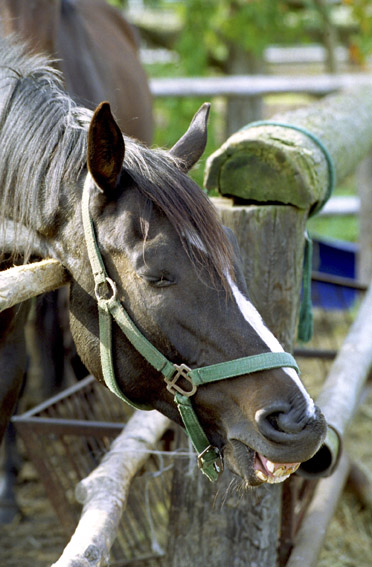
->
[[255, 405, 306, 442], [273, 411, 305, 434]]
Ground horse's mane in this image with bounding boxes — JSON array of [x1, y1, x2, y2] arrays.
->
[[0, 36, 233, 289]]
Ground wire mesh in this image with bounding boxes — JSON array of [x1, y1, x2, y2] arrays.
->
[[13, 376, 178, 566]]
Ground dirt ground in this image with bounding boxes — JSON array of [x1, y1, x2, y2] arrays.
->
[[1, 393, 372, 567], [0, 461, 67, 567]]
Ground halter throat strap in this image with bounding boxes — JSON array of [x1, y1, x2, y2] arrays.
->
[[81, 175, 300, 481]]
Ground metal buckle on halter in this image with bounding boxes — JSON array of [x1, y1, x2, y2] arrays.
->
[[165, 363, 197, 397], [197, 445, 224, 474]]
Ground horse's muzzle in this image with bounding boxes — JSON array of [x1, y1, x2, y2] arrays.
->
[[224, 403, 327, 486]]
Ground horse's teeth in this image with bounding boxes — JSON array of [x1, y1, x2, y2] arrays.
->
[[266, 473, 290, 484], [256, 470, 268, 481], [266, 460, 275, 473], [273, 467, 286, 477]]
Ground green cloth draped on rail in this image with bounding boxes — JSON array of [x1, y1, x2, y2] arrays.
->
[[240, 121, 336, 343]]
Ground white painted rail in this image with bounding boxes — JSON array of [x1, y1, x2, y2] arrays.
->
[[150, 73, 372, 98]]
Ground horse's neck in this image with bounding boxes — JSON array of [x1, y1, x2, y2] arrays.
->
[[0, 0, 61, 55], [57, 3, 108, 103]]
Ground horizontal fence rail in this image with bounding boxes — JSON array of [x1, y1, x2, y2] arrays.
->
[[150, 73, 372, 99]]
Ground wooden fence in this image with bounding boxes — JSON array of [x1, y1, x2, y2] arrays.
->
[[2, 78, 372, 566]]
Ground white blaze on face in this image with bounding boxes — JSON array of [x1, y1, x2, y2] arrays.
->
[[228, 276, 316, 418]]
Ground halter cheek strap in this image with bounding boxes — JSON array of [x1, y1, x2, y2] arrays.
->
[[81, 175, 300, 482]]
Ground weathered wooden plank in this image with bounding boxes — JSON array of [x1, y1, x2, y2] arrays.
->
[[0, 259, 69, 312], [265, 44, 349, 66], [204, 86, 372, 211], [166, 464, 282, 567]]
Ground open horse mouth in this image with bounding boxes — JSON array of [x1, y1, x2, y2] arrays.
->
[[226, 440, 301, 486], [254, 453, 300, 484]]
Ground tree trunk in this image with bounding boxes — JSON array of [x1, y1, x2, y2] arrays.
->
[[225, 44, 265, 138], [313, 0, 339, 73]]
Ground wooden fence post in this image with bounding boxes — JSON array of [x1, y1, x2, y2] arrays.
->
[[165, 86, 372, 566]]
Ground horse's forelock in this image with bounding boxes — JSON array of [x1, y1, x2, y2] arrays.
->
[[0, 36, 234, 289], [122, 140, 235, 293]]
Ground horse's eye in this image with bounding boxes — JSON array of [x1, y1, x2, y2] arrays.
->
[[140, 273, 175, 288]]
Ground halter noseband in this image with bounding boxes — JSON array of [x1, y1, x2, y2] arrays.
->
[[81, 175, 300, 481]]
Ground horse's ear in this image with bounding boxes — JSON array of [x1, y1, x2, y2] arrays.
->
[[87, 102, 125, 193], [170, 103, 210, 172]]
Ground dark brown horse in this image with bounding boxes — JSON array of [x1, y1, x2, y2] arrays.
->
[[0, 0, 153, 144], [0, 37, 326, 495]]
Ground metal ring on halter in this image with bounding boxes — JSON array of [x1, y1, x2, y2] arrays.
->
[[94, 277, 118, 302]]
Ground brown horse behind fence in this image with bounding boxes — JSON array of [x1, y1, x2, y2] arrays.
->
[[0, 0, 153, 144]]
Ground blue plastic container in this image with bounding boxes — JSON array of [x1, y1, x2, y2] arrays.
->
[[311, 237, 359, 309]]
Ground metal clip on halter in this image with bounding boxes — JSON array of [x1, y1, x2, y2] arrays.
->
[[198, 445, 224, 474], [165, 363, 197, 397]]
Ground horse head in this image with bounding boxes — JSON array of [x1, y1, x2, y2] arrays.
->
[[64, 102, 326, 487]]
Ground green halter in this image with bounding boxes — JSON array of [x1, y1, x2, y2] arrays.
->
[[81, 175, 300, 481]]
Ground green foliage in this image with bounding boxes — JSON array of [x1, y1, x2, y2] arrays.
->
[[308, 177, 358, 242], [175, 0, 305, 74], [345, 0, 372, 63], [308, 214, 358, 242], [106, 0, 125, 7]]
